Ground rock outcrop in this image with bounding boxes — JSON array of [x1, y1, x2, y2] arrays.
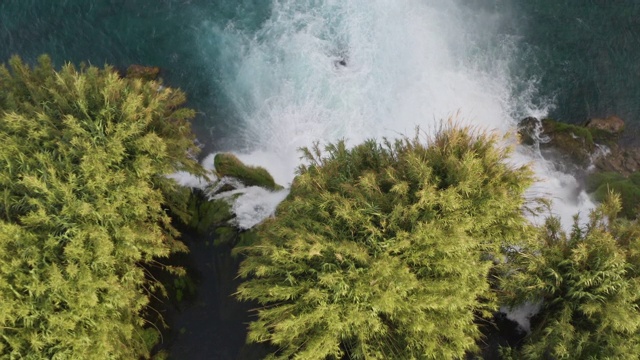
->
[[519, 117, 601, 167], [519, 116, 634, 171], [585, 115, 625, 134], [519, 115, 640, 218], [213, 153, 283, 191], [593, 147, 640, 176]]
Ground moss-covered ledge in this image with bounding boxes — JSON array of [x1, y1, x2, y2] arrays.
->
[[214, 153, 283, 190], [519, 117, 617, 166], [518, 116, 640, 219]]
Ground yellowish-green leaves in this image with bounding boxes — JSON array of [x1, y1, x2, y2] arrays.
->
[[500, 194, 640, 359], [0, 55, 201, 358], [236, 124, 536, 359]]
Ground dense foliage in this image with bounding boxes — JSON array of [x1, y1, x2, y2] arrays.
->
[[0, 55, 201, 358], [500, 195, 640, 359], [235, 125, 536, 359], [587, 171, 640, 219]]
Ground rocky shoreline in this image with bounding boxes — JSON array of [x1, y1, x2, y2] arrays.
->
[[519, 115, 640, 219]]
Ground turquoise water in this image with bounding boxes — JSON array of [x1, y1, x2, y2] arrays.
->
[[2, 1, 639, 148], [0, 0, 273, 147], [509, 1, 640, 126]]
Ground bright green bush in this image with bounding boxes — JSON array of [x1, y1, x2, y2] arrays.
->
[[235, 124, 536, 359], [500, 195, 640, 359], [588, 171, 640, 219], [0, 55, 202, 359]]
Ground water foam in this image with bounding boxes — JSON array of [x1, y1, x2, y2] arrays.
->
[[198, 0, 594, 229]]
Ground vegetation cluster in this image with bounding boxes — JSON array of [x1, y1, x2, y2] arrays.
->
[[587, 171, 640, 219], [500, 196, 640, 359], [236, 125, 640, 359], [236, 126, 534, 359], [0, 56, 202, 359], [1, 56, 640, 360]]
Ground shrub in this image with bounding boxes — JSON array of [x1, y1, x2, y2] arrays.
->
[[500, 195, 640, 359], [0, 55, 201, 358], [235, 124, 535, 359], [588, 171, 640, 218]]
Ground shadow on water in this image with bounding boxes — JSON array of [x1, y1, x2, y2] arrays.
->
[[152, 224, 271, 360]]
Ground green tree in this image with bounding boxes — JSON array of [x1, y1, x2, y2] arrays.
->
[[235, 124, 536, 359], [499, 194, 640, 359], [0, 55, 202, 359]]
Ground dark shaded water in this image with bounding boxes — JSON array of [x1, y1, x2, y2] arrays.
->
[[0, 0, 273, 149], [153, 228, 269, 360], [511, 1, 640, 125]]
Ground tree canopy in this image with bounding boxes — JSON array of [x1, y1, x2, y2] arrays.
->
[[0, 55, 201, 358], [235, 125, 536, 359], [500, 195, 640, 360]]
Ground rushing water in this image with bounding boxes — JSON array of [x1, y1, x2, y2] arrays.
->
[[3, 0, 637, 225], [2, 0, 638, 357]]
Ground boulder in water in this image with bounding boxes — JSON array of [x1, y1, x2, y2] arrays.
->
[[334, 58, 347, 67], [518, 116, 547, 146], [214, 153, 282, 191], [519, 117, 596, 165]]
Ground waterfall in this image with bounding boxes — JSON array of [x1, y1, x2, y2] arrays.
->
[[193, 0, 594, 228]]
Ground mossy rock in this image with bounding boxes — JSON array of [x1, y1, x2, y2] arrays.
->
[[588, 171, 640, 219], [187, 190, 234, 234], [586, 172, 625, 192], [214, 153, 282, 190], [542, 119, 594, 142], [523, 118, 617, 166], [629, 172, 640, 186], [540, 119, 595, 165]]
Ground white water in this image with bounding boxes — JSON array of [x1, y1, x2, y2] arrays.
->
[[167, 153, 289, 229], [190, 0, 595, 229], [223, 0, 519, 184], [501, 302, 542, 333]]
